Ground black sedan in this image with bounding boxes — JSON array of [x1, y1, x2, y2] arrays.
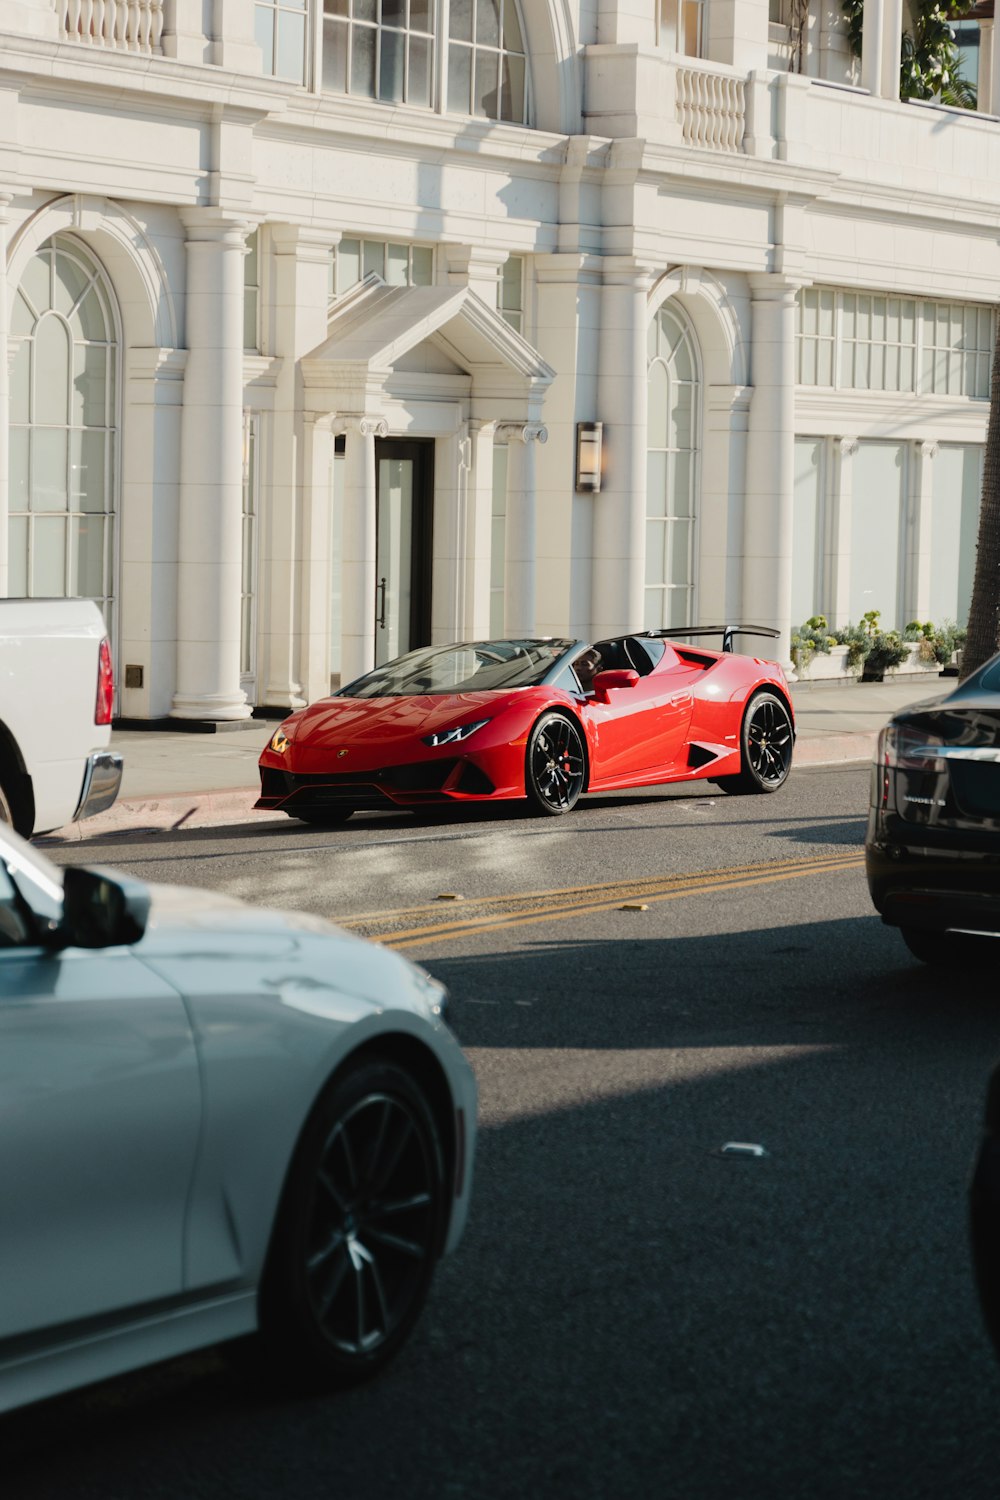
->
[[866, 650, 1000, 965]]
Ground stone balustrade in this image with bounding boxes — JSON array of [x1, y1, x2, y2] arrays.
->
[[675, 63, 746, 152], [58, 0, 163, 53]]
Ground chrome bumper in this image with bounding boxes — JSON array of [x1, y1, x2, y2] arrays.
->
[[74, 750, 124, 822]]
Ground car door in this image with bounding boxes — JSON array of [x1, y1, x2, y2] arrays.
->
[[585, 644, 699, 785], [0, 862, 201, 1341]]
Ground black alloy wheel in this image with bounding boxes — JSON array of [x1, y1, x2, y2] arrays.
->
[[718, 692, 794, 795], [260, 1059, 445, 1386], [525, 713, 586, 816], [294, 807, 355, 826]]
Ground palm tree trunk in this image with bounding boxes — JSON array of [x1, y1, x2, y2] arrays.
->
[[961, 307, 1000, 681]]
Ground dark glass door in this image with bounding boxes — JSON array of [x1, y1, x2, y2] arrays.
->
[[375, 439, 433, 666]]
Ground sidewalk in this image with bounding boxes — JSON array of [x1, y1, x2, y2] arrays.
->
[[45, 670, 952, 843]]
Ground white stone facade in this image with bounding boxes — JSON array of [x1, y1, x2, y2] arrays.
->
[[0, 0, 995, 718]]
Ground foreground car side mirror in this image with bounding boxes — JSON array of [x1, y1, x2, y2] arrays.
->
[[592, 669, 640, 704], [51, 866, 151, 951]]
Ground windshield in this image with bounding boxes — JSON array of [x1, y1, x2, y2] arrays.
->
[[340, 640, 577, 698]]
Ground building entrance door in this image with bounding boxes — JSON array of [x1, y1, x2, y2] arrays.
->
[[375, 439, 433, 666]]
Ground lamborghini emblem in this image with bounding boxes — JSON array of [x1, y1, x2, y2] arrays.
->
[[337, 749, 349, 758]]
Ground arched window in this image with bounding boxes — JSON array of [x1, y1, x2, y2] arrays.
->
[[319, 0, 528, 121], [8, 237, 118, 633], [646, 304, 700, 630]]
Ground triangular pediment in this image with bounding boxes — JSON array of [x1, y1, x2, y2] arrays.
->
[[301, 276, 554, 387]]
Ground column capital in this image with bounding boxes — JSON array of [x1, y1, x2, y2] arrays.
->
[[179, 207, 254, 246], [495, 422, 547, 446], [270, 223, 342, 262], [838, 436, 859, 458], [337, 413, 389, 438], [601, 257, 658, 292], [920, 440, 939, 460], [748, 272, 804, 301]]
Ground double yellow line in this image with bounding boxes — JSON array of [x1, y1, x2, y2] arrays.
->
[[335, 849, 863, 950]]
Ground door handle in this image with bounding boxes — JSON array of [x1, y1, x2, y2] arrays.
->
[[377, 577, 387, 629]]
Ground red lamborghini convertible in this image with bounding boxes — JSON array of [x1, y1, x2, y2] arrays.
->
[[256, 628, 794, 823]]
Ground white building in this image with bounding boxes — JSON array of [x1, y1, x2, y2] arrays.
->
[[0, 0, 996, 719]]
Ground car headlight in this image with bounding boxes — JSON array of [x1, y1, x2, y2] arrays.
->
[[269, 725, 292, 754], [421, 718, 491, 748]]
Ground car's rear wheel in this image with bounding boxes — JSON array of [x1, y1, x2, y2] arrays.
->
[[717, 692, 794, 795], [293, 807, 355, 826], [899, 926, 996, 967], [525, 713, 585, 816], [259, 1059, 446, 1387]]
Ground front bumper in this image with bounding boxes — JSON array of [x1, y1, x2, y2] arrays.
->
[[256, 752, 511, 815], [74, 750, 123, 822]]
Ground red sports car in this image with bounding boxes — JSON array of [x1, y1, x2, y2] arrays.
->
[[255, 629, 795, 824]]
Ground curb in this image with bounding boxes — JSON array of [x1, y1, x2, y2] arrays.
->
[[42, 730, 878, 844]]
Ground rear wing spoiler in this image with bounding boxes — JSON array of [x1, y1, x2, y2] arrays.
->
[[638, 625, 781, 655]]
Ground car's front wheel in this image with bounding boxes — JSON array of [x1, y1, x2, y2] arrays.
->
[[717, 692, 794, 795], [525, 713, 586, 816], [259, 1058, 446, 1387]]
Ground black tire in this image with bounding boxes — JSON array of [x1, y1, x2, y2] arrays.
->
[[259, 1059, 446, 1387], [0, 781, 13, 828], [900, 926, 995, 968], [525, 712, 586, 816], [292, 807, 355, 826], [717, 691, 794, 795]]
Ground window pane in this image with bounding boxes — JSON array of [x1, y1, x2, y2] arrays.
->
[[325, 0, 348, 15], [411, 245, 433, 284], [667, 586, 690, 629], [818, 339, 834, 386], [255, 5, 275, 73], [72, 514, 105, 598], [475, 51, 499, 116], [448, 42, 472, 111], [383, 0, 404, 23], [379, 26, 405, 99], [31, 429, 68, 511], [33, 515, 67, 595], [277, 10, 306, 81], [408, 33, 431, 106], [501, 0, 522, 51], [669, 520, 692, 585], [351, 22, 377, 95], [410, 0, 432, 28], [11, 291, 34, 337], [8, 516, 27, 597], [645, 519, 667, 585], [356, 0, 376, 20], [647, 361, 668, 449], [669, 384, 692, 448], [646, 451, 668, 517], [71, 430, 106, 511], [244, 286, 259, 351], [338, 238, 361, 291], [322, 18, 349, 89], [386, 243, 409, 285], [73, 343, 108, 427], [21, 250, 51, 315], [477, 0, 500, 45], [10, 339, 29, 425], [501, 53, 524, 120], [35, 316, 70, 426], [501, 255, 522, 311], [450, 0, 473, 41], [10, 428, 28, 511], [672, 451, 693, 516], [55, 250, 91, 319], [363, 240, 384, 278]]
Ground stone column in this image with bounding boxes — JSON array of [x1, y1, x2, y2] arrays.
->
[[466, 421, 496, 639], [0, 192, 11, 599], [594, 259, 654, 639], [171, 209, 251, 721], [905, 440, 937, 624], [827, 437, 857, 629], [212, 0, 261, 70], [340, 416, 386, 685], [861, 0, 902, 99], [742, 274, 799, 666], [496, 422, 546, 636], [442, 245, 510, 308]]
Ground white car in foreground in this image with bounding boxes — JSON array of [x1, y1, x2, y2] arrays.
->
[[0, 825, 476, 1413]]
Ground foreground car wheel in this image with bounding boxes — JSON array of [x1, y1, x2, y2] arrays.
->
[[718, 692, 793, 795], [260, 1059, 445, 1387], [525, 713, 585, 816]]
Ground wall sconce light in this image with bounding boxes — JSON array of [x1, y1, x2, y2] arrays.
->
[[575, 422, 603, 494]]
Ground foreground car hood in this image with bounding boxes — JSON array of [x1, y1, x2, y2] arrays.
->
[[144, 881, 339, 937]]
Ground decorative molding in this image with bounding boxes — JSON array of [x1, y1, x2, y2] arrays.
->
[[838, 437, 859, 457], [494, 421, 548, 445]]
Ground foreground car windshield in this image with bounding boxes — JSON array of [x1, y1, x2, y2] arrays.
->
[[340, 641, 575, 698]]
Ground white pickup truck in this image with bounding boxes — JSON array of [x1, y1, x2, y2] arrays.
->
[[0, 600, 123, 838]]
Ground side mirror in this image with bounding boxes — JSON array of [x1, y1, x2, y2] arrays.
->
[[53, 866, 151, 950], [592, 669, 640, 704]]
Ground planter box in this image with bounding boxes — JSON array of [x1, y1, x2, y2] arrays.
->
[[793, 643, 944, 681]]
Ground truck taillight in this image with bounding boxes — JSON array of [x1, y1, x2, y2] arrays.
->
[[95, 637, 113, 725]]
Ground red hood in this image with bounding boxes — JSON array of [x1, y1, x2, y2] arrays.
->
[[285, 691, 511, 771]]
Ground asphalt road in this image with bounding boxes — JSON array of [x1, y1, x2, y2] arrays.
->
[[8, 765, 1000, 1499]]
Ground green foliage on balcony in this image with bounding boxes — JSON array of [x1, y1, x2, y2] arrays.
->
[[841, 0, 977, 108]]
